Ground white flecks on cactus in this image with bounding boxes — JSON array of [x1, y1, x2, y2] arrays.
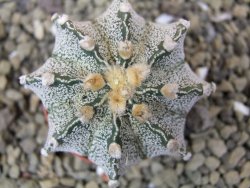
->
[[41, 72, 55, 86], [20, 0, 215, 185], [79, 36, 95, 51], [108, 142, 122, 159]]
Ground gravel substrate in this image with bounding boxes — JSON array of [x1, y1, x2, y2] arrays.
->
[[0, 0, 249, 188]]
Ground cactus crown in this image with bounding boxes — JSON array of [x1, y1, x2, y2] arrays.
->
[[20, 0, 215, 186]]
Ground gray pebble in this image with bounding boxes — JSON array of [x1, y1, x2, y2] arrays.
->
[[0, 75, 7, 91], [8, 164, 20, 179], [17, 42, 32, 61], [233, 77, 247, 92], [39, 178, 59, 188], [85, 181, 99, 188], [0, 20, 5, 39], [186, 153, 205, 171], [129, 179, 142, 188], [209, 171, 220, 185], [33, 20, 44, 40], [6, 89, 23, 101], [205, 156, 220, 171], [233, 5, 249, 18], [227, 147, 246, 168], [218, 80, 234, 92], [54, 156, 64, 177], [186, 171, 202, 185], [0, 60, 11, 75], [238, 132, 249, 145], [220, 125, 237, 139], [207, 139, 227, 158], [192, 138, 205, 153], [240, 161, 250, 178], [20, 138, 36, 154], [240, 179, 250, 188], [60, 178, 76, 187], [19, 180, 40, 188], [8, 51, 21, 70], [0, 179, 17, 188], [224, 170, 240, 185], [151, 161, 164, 174]]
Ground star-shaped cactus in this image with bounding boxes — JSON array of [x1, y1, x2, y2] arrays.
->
[[20, 0, 215, 187]]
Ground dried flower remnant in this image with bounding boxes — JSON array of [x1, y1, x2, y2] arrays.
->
[[20, 0, 215, 187]]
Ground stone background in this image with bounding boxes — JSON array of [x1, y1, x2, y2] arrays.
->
[[0, 0, 249, 187]]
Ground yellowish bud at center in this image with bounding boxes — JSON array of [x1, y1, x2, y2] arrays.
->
[[108, 90, 126, 115]]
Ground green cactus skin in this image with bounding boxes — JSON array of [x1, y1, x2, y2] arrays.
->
[[20, 0, 215, 187]]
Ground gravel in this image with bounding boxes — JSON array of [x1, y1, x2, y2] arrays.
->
[[0, 0, 249, 188], [207, 139, 227, 158], [227, 147, 246, 169]]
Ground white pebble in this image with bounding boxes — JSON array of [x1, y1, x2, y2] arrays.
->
[[196, 67, 208, 80], [211, 12, 232, 23], [155, 14, 174, 24], [197, 1, 210, 12], [233, 101, 250, 116]]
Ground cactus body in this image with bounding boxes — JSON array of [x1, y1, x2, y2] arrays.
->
[[20, 0, 215, 186]]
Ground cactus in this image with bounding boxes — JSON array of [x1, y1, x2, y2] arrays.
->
[[20, 0, 215, 187]]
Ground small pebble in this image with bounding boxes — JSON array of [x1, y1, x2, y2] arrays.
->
[[6, 89, 23, 101], [224, 170, 240, 185], [239, 179, 250, 188], [192, 138, 205, 153], [0, 75, 7, 90], [85, 181, 99, 188], [210, 171, 220, 185], [0, 60, 11, 75], [39, 178, 59, 188], [205, 156, 220, 171], [33, 20, 44, 40], [228, 147, 246, 168], [8, 165, 20, 179], [207, 139, 227, 158], [233, 101, 250, 116], [186, 153, 205, 171], [240, 161, 250, 178], [220, 125, 237, 139]]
